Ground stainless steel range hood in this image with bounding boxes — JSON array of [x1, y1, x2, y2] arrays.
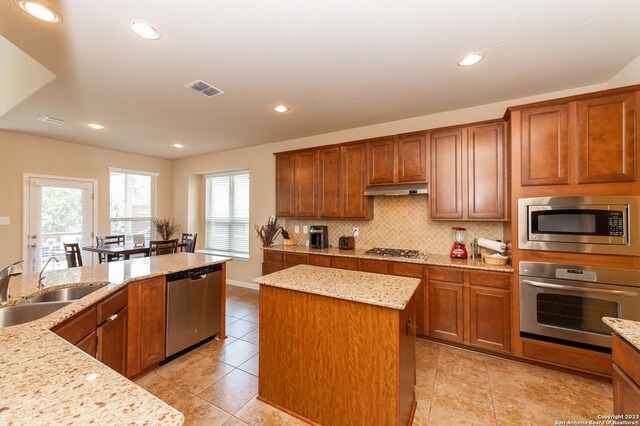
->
[[363, 183, 428, 196]]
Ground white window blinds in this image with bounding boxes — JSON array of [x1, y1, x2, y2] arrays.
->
[[109, 169, 156, 241], [205, 171, 250, 256]]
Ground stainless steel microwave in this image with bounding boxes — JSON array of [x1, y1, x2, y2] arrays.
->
[[518, 196, 640, 256]]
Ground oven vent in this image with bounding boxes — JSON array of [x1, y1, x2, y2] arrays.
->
[[38, 116, 67, 125], [184, 80, 225, 98]]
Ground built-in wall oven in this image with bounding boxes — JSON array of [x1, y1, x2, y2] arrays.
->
[[518, 195, 640, 256], [520, 261, 640, 349]]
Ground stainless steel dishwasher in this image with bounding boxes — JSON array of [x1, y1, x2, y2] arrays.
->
[[165, 264, 222, 357]]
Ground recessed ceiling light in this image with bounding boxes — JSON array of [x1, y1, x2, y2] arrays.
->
[[274, 105, 289, 113], [129, 20, 160, 40], [173, 143, 184, 148], [15, 1, 62, 23], [88, 123, 104, 130], [458, 52, 483, 67]]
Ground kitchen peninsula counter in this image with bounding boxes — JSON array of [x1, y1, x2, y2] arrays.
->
[[0, 253, 230, 425], [604, 317, 640, 351]]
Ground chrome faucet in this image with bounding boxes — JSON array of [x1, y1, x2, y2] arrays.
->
[[39, 257, 59, 289], [0, 260, 24, 302]]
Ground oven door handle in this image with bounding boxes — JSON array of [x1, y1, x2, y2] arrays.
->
[[522, 279, 639, 297]]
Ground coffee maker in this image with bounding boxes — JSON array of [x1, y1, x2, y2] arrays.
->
[[450, 227, 468, 259], [309, 226, 329, 249]]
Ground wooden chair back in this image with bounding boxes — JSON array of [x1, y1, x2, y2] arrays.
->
[[63, 243, 83, 268], [150, 239, 179, 256], [181, 233, 198, 253], [95, 235, 125, 263]]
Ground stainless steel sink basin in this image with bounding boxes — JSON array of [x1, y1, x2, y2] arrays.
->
[[25, 285, 107, 304], [0, 301, 73, 328]]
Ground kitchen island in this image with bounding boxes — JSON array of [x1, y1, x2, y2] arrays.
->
[[255, 264, 420, 426], [0, 253, 229, 425]]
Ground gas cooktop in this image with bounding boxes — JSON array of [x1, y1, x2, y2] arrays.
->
[[364, 247, 423, 259]]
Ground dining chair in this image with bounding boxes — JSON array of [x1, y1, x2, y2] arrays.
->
[[150, 239, 179, 256], [63, 243, 83, 268], [133, 234, 145, 247], [96, 234, 125, 263], [181, 233, 198, 253]]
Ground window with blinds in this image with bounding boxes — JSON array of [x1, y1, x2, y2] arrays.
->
[[205, 171, 250, 257], [109, 169, 157, 241]]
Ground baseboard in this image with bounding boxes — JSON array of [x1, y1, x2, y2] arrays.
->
[[227, 279, 259, 290]]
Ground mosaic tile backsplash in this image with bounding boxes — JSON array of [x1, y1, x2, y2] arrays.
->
[[284, 196, 505, 255]]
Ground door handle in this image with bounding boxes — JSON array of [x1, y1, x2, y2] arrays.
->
[[106, 313, 118, 322], [522, 280, 639, 297], [406, 318, 412, 335]]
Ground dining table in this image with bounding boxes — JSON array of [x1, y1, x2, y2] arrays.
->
[[83, 242, 187, 260]]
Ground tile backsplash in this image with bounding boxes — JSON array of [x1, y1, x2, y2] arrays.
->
[[284, 196, 505, 255]]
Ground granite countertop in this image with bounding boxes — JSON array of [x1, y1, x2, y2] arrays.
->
[[603, 317, 640, 351], [0, 253, 230, 425], [255, 264, 421, 310], [263, 244, 514, 273]]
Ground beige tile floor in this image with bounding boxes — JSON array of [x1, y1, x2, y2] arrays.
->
[[136, 285, 613, 425]]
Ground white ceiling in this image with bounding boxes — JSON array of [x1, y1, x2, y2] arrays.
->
[[1, 0, 640, 159]]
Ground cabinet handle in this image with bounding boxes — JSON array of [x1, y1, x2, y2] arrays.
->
[[106, 313, 118, 322], [406, 318, 412, 335]]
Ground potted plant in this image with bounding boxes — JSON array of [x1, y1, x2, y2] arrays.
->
[[255, 216, 282, 247], [152, 217, 179, 240]]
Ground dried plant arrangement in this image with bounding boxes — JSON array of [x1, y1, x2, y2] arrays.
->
[[255, 216, 282, 247], [152, 217, 180, 240]]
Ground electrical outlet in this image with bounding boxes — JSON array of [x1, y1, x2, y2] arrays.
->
[[303, 226, 308, 234], [0, 217, 9, 225], [353, 227, 359, 237], [294, 225, 300, 233]]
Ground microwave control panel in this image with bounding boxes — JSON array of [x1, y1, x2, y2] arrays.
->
[[608, 211, 624, 236]]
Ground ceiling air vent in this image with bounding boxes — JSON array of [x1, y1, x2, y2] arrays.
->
[[38, 116, 67, 126], [185, 80, 225, 98]]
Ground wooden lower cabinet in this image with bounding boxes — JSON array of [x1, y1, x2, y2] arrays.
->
[[468, 286, 511, 352], [97, 306, 128, 375], [76, 332, 97, 356], [429, 280, 464, 342], [613, 333, 640, 415]]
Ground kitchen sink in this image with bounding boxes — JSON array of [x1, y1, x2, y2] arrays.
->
[[0, 301, 73, 328], [25, 285, 107, 304]]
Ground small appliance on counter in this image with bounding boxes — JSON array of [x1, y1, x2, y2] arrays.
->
[[309, 226, 329, 249], [472, 237, 508, 265], [450, 227, 468, 259], [339, 236, 355, 250]]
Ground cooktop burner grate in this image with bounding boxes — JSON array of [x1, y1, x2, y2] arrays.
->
[[365, 247, 421, 259]]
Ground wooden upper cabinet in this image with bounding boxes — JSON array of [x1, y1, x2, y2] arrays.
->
[[577, 92, 636, 184], [521, 104, 570, 186], [430, 129, 463, 219], [341, 144, 372, 218], [397, 134, 428, 183], [294, 150, 319, 217], [275, 153, 295, 216], [467, 123, 505, 219], [367, 137, 396, 185], [318, 147, 342, 218]]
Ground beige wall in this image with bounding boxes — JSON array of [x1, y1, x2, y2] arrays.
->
[[172, 82, 611, 284], [0, 130, 172, 267], [608, 54, 640, 89]]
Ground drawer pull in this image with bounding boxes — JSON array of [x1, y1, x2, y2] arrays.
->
[[106, 313, 118, 322]]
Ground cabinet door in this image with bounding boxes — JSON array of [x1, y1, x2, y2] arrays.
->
[[521, 104, 569, 186], [318, 147, 342, 218], [430, 129, 463, 219], [76, 332, 97, 357], [139, 278, 166, 370], [468, 286, 511, 353], [467, 124, 506, 219], [577, 92, 636, 184], [613, 364, 640, 416], [397, 134, 428, 183], [294, 150, 319, 217], [367, 137, 396, 185], [97, 307, 128, 376], [398, 294, 416, 426], [341, 144, 372, 218], [275, 153, 295, 217], [428, 280, 463, 342]]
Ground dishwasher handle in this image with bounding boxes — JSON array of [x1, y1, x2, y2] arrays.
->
[[190, 274, 207, 281]]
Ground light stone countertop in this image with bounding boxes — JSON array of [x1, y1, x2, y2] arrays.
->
[[603, 317, 640, 351], [263, 244, 514, 273], [255, 264, 421, 310], [0, 253, 230, 425]]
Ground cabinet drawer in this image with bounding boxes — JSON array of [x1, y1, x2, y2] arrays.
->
[[358, 259, 390, 274], [263, 250, 284, 262], [613, 334, 640, 385], [53, 305, 97, 345], [309, 254, 332, 267], [428, 267, 463, 283], [390, 262, 424, 278], [97, 288, 128, 324], [331, 257, 359, 271], [469, 270, 510, 290], [284, 252, 308, 265]]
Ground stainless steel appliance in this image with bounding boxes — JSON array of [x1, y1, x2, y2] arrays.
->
[[519, 261, 640, 349], [518, 195, 640, 256], [309, 226, 329, 249], [364, 248, 425, 259], [166, 264, 222, 357]]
